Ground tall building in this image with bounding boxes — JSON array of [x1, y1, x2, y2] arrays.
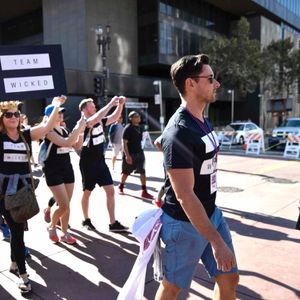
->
[[0, 0, 299, 130]]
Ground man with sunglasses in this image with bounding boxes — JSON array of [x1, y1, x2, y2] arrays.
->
[[155, 54, 239, 300]]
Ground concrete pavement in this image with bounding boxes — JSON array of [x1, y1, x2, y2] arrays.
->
[[0, 150, 299, 300]]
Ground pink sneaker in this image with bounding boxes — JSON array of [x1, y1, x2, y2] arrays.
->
[[47, 227, 59, 243], [61, 233, 76, 244], [44, 208, 51, 223]]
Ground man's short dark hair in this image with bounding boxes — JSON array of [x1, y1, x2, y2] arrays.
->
[[170, 54, 209, 95]]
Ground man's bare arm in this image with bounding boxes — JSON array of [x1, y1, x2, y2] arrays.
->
[[167, 168, 236, 272]]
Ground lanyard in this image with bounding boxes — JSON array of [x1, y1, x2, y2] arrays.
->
[[183, 108, 218, 157]]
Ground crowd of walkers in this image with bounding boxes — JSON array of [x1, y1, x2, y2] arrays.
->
[[0, 95, 150, 294]]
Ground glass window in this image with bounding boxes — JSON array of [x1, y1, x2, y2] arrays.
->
[[230, 124, 245, 131]]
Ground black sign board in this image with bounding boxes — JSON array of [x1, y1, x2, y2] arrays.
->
[[0, 44, 67, 100]]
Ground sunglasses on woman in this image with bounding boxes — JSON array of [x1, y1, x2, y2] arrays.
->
[[3, 111, 21, 119]]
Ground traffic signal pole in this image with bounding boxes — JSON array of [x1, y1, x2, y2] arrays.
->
[[153, 80, 164, 132]]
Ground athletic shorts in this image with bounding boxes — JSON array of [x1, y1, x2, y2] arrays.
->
[[44, 164, 75, 187], [160, 207, 238, 289], [79, 159, 113, 191], [112, 143, 122, 156], [122, 152, 145, 175]]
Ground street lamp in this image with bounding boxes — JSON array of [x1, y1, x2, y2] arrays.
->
[[153, 80, 164, 132], [95, 24, 111, 106], [228, 89, 235, 123]]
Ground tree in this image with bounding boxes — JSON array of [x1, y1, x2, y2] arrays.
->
[[202, 17, 262, 95], [264, 38, 297, 97]]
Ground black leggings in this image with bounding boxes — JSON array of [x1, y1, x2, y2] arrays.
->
[[0, 200, 26, 275]]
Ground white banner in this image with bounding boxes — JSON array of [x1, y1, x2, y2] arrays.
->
[[4, 75, 54, 93], [154, 94, 161, 105], [0, 54, 51, 70], [125, 102, 148, 109]]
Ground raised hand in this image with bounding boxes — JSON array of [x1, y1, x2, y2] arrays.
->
[[52, 95, 67, 106], [109, 96, 120, 107], [78, 113, 87, 130], [118, 96, 127, 105]]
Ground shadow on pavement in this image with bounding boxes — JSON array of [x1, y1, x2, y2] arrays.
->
[[27, 249, 119, 299], [221, 207, 300, 243], [24, 228, 143, 299], [238, 269, 300, 299]]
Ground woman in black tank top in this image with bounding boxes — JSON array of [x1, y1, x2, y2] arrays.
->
[[43, 107, 86, 245], [0, 97, 66, 294]]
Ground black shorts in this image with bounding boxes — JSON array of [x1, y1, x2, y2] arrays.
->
[[122, 152, 145, 175], [44, 164, 75, 187], [79, 159, 113, 191]]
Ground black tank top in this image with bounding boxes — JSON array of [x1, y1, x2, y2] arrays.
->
[[44, 127, 72, 168]]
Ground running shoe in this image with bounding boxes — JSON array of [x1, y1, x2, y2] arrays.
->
[[43, 208, 51, 223], [118, 184, 125, 195], [18, 277, 31, 294], [61, 232, 77, 244], [0, 223, 11, 240], [141, 190, 154, 200], [47, 227, 59, 243], [109, 221, 128, 232], [82, 218, 96, 230]]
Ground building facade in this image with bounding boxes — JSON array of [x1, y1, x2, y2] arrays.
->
[[0, 0, 299, 130]]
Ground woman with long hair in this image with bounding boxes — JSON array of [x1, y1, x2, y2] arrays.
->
[[43, 104, 85, 244], [0, 97, 65, 294]]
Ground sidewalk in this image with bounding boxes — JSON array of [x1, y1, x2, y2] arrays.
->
[[0, 151, 299, 299]]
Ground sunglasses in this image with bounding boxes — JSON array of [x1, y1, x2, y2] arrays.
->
[[3, 111, 21, 119], [190, 75, 215, 84]]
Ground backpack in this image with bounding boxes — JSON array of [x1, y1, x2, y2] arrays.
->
[[38, 140, 53, 168]]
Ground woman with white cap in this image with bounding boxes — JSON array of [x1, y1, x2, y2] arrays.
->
[[43, 103, 86, 244]]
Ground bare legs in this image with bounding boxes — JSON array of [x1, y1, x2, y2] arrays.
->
[[81, 184, 116, 224], [155, 273, 239, 300], [49, 183, 74, 234]]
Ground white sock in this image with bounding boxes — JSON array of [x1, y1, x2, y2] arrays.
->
[[19, 273, 29, 282]]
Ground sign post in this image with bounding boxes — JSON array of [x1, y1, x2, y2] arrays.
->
[[153, 80, 164, 132]]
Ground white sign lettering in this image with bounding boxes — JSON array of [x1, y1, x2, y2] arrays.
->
[[3, 75, 54, 93], [3, 142, 26, 151], [0, 54, 51, 70], [4, 153, 27, 162]]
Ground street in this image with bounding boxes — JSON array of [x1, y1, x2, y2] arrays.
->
[[0, 149, 299, 300]]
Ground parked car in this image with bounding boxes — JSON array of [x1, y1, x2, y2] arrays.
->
[[218, 121, 263, 145], [268, 117, 300, 149]]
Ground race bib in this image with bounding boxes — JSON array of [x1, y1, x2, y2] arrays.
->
[[57, 147, 72, 154], [92, 124, 103, 135], [92, 135, 104, 146], [210, 171, 217, 194]]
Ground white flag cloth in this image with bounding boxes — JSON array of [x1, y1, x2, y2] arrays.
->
[[117, 208, 163, 300]]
